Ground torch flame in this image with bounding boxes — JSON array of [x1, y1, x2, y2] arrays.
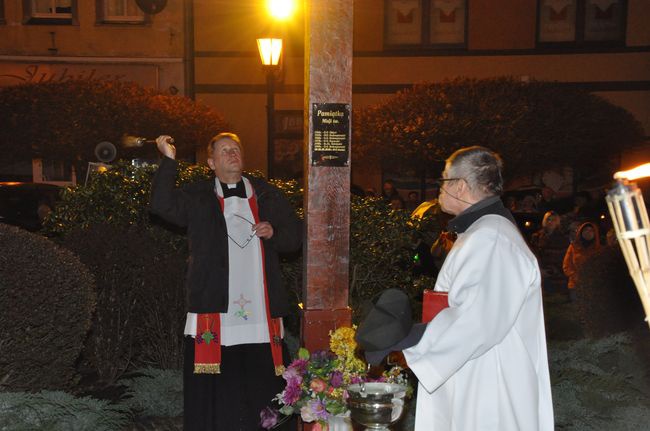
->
[[614, 162, 650, 181]]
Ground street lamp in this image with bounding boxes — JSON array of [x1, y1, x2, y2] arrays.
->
[[257, 38, 283, 179]]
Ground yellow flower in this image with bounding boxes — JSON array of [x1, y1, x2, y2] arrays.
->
[[329, 326, 358, 358]]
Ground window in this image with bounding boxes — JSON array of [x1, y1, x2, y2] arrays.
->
[[537, 0, 626, 45], [97, 0, 148, 24], [384, 0, 467, 48], [23, 0, 77, 24]]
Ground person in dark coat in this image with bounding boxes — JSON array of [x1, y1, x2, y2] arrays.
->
[[150, 133, 301, 431], [531, 211, 569, 293]]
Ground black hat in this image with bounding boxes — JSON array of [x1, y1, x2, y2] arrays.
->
[[355, 289, 427, 365]]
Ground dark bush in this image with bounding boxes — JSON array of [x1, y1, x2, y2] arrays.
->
[[576, 246, 644, 337], [45, 162, 433, 372], [0, 224, 95, 390], [59, 224, 187, 383], [46, 162, 207, 380], [0, 80, 228, 165], [353, 77, 644, 184]]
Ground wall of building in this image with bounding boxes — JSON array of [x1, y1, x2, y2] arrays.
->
[[0, 1, 185, 93]]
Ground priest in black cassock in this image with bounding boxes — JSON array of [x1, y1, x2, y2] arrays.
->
[[151, 133, 301, 430]]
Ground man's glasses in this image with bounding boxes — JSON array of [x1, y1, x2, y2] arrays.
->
[[227, 214, 256, 249], [436, 178, 463, 186]]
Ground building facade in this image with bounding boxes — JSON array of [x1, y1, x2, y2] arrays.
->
[[1, 0, 648, 188]]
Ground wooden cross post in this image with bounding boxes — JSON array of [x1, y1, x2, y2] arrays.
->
[[301, 0, 353, 352]]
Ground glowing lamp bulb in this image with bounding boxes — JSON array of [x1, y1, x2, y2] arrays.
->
[[267, 0, 295, 20]]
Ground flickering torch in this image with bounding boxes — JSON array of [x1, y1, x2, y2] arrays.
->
[[606, 162, 650, 330]]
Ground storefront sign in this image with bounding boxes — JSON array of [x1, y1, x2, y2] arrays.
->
[[0, 63, 158, 87]]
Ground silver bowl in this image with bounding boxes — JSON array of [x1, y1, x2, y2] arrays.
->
[[346, 382, 407, 430]]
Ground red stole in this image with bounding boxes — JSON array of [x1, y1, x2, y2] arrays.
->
[[193, 181, 285, 376]]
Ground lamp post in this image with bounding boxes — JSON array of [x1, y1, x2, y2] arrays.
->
[[256, 38, 283, 179]]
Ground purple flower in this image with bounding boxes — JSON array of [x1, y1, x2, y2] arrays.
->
[[282, 365, 303, 385], [350, 375, 364, 384], [288, 358, 308, 374], [281, 381, 302, 405], [308, 398, 329, 421], [260, 407, 278, 430], [300, 398, 329, 423], [329, 370, 344, 388]]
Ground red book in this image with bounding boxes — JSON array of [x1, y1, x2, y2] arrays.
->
[[386, 290, 449, 368], [422, 290, 449, 323]]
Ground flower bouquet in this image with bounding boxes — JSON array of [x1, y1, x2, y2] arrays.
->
[[260, 326, 410, 430]]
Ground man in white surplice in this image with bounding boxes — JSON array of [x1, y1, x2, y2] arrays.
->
[[403, 147, 553, 431], [404, 147, 554, 430]]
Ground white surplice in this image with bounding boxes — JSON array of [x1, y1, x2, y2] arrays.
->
[[403, 214, 554, 431]]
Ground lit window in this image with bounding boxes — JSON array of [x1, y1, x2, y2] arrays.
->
[[99, 0, 146, 23]]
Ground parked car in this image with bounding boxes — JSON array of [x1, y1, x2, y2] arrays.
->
[[0, 182, 62, 231]]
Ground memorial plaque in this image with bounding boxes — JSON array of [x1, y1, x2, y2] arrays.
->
[[311, 103, 350, 167]]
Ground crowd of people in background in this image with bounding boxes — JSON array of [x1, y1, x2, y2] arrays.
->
[[366, 178, 616, 303]]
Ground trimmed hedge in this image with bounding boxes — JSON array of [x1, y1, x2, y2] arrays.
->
[[59, 224, 187, 383], [0, 80, 228, 165], [0, 224, 95, 391], [353, 77, 644, 184]]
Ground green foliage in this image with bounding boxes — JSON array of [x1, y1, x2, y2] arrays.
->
[[269, 177, 305, 219], [119, 368, 183, 418], [0, 390, 130, 430], [0, 224, 95, 391], [349, 197, 426, 321], [45, 160, 211, 236], [549, 334, 650, 430], [46, 162, 433, 334], [47, 163, 158, 233], [58, 224, 187, 383], [353, 77, 645, 183], [0, 80, 228, 164]]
